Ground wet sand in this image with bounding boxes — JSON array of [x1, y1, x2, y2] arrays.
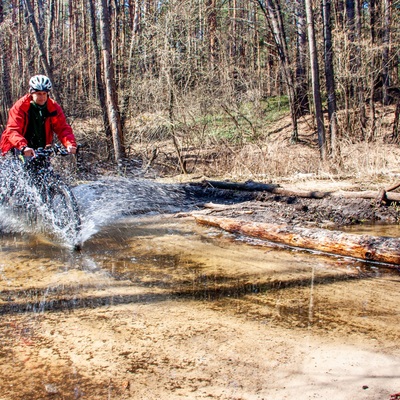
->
[[0, 216, 399, 399]]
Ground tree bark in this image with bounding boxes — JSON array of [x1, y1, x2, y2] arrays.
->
[[98, 0, 126, 166], [87, 0, 112, 144], [256, 0, 299, 143], [203, 179, 400, 201], [46, 0, 55, 67], [322, 0, 338, 158], [392, 101, 400, 142], [207, 0, 217, 69], [169, 87, 187, 174], [305, 0, 327, 160], [194, 215, 400, 266], [354, 0, 367, 137], [368, 0, 377, 140], [0, 0, 12, 122], [294, 0, 309, 117], [382, 0, 392, 105], [120, 0, 140, 132]]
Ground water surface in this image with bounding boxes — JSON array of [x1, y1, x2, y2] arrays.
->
[[0, 179, 399, 399]]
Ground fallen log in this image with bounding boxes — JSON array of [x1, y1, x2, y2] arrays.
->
[[194, 215, 400, 266], [204, 180, 400, 202], [386, 180, 400, 192]]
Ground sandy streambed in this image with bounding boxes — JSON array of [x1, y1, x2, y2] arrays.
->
[[0, 216, 399, 400]]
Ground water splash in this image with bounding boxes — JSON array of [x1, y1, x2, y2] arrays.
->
[[74, 177, 186, 243], [1, 158, 197, 248], [0, 157, 79, 247], [0, 157, 47, 235]]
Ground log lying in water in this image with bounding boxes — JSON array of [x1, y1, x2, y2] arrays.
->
[[204, 180, 400, 202], [194, 215, 400, 266]]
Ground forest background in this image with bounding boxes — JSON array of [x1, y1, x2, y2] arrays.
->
[[0, 0, 400, 183]]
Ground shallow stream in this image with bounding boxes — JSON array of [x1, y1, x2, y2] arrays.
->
[[0, 178, 399, 399]]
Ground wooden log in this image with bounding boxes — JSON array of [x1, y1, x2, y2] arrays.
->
[[194, 215, 400, 266], [386, 180, 400, 192], [204, 180, 400, 202]]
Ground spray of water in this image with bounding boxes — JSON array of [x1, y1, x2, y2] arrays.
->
[[74, 177, 187, 244], [1, 158, 191, 249], [0, 157, 80, 248], [0, 157, 46, 234]]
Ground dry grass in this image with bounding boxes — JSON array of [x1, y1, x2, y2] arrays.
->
[[71, 104, 400, 190]]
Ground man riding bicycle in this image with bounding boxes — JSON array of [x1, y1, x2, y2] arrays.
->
[[0, 75, 81, 248], [0, 74, 77, 157]]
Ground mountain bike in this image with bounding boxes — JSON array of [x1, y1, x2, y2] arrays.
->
[[0, 144, 82, 250]]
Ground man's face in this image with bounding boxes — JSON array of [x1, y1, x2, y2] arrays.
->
[[31, 91, 48, 106]]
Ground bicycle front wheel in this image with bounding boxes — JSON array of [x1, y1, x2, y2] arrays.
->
[[47, 182, 81, 247]]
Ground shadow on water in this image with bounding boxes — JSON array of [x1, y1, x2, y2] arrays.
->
[[0, 265, 370, 316], [1, 215, 398, 320]]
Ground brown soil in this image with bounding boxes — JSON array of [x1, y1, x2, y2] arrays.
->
[[178, 178, 400, 229]]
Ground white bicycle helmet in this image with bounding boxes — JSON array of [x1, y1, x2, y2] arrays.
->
[[29, 74, 52, 92]]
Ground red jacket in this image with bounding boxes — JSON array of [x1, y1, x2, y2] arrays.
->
[[0, 94, 76, 155]]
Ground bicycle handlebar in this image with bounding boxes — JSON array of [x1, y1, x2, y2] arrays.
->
[[34, 144, 81, 158]]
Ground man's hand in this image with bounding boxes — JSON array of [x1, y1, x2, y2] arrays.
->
[[67, 145, 77, 154], [22, 147, 35, 157]]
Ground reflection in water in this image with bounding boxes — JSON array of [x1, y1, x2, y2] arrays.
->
[[342, 222, 400, 237]]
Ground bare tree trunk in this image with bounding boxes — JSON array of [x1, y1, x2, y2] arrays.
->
[[168, 87, 187, 174], [98, 0, 126, 166], [354, 0, 367, 137], [368, 0, 377, 141], [46, 0, 55, 67], [305, 0, 327, 160], [37, 0, 45, 38], [207, 0, 217, 70], [256, 0, 299, 143], [322, 0, 339, 158], [87, 0, 112, 145], [382, 0, 392, 105], [392, 102, 400, 142], [23, 0, 62, 105], [341, 0, 357, 134], [120, 0, 141, 131], [294, 0, 309, 117], [0, 0, 12, 110], [0, 0, 11, 129], [346, 0, 355, 89]]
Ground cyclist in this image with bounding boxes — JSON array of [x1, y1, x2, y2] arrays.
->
[[0, 74, 77, 157]]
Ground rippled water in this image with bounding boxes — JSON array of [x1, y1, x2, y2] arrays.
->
[[0, 177, 399, 399]]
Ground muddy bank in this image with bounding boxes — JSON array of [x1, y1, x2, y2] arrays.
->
[[180, 180, 400, 228]]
